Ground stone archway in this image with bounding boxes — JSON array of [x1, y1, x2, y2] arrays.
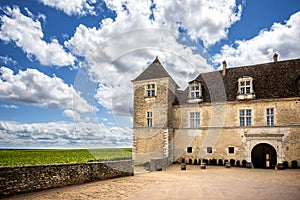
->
[[251, 143, 277, 169]]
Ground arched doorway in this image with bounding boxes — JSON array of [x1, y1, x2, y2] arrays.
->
[[251, 143, 277, 169]]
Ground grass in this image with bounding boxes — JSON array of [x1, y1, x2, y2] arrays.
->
[[0, 148, 132, 167]]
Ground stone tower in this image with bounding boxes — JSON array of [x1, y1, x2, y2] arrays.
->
[[131, 57, 177, 166]]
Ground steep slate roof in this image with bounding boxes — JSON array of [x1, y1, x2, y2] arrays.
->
[[175, 58, 300, 105], [132, 57, 175, 82]]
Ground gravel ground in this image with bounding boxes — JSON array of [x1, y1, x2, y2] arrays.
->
[[5, 164, 300, 200]]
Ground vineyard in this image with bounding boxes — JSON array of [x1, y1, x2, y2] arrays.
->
[[0, 148, 132, 166]]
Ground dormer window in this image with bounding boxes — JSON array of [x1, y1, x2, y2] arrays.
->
[[187, 81, 203, 103], [190, 85, 200, 99], [240, 80, 251, 94], [237, 77, 255, 100], [145, 83, 156, 97]]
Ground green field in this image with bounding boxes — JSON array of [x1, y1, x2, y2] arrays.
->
[[0, 148, 132, 166]]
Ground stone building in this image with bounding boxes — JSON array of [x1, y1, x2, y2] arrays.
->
[[132, 55, 300, 169]]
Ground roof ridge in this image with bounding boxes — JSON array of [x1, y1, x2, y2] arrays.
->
[[191, 58, 300, 82]]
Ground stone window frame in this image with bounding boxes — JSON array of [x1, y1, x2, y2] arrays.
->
[[189, 112, 200, 128], [266, 108, 275, 126], [187, 81, 203, 103], [236, 76, 255, 100], [189, 82, 202, 99], [145, 83, 156, 97], [239, 109, 252, 126], [206, 146, 213, 154], [146, 111, 153, 127]]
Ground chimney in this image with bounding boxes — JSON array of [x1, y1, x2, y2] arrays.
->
[[273, 53, 278, 62], [222, 60, 227, 76]]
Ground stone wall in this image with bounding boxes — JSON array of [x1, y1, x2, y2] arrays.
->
[[0, 160, 133, 198]]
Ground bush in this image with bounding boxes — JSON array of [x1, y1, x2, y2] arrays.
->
[[291, 160, 298, 169], [236, 160, 240, 167], [218, 159, 223, 166], [230, 159, 235, 167], [242, 160, 247, 168], [283, 161, 289, 169]]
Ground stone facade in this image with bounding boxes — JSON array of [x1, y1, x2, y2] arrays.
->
[[0, 160, 133, 198], [132, 77, 176, 165], [132, 57, 300, 169], [172, 98, 300, 165]]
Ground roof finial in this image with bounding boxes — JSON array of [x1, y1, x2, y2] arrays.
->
[[153, 56, 160, 64]]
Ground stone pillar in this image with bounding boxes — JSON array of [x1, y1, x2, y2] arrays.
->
[[246, 140, 251, 162], [277, 141, 283, 163]]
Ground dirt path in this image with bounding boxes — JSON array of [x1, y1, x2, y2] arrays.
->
[[6, 165, 300, 200]]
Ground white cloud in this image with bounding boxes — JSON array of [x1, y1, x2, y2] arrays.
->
[[0, 120, 132, 148], [39, 0, 96, 16], [1, 104, 18, 109], [0, 66, 94, 114], [0, 6, 75, 66], [63, 109, 81, 121], [0, 56, 17, 65], [102, 0, 242, 47], [153, 0, 242, 47], [213, 11, 300, 68]]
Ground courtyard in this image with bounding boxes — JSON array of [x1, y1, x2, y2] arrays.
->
[[6, 164, 300, 200]]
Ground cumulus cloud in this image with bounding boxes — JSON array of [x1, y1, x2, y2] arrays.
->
[[153, 0, 242, 47], [39, 0, 96, 16], [0, 121, 132, 148], [0, 6, 75, 66], [102, 0, 242, 47], [213, 11, 300, 68], [0, 66, 94, 114]]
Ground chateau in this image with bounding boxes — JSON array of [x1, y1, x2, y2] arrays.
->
[[132, 54, 300, 169]]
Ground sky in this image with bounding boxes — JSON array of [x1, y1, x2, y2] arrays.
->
[[0, 0, 299, 149]]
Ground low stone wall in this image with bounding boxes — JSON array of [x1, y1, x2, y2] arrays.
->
[[0, 160, 133, 198]]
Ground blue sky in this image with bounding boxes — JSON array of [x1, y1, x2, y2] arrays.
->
[[0, 0, 299, 149]]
